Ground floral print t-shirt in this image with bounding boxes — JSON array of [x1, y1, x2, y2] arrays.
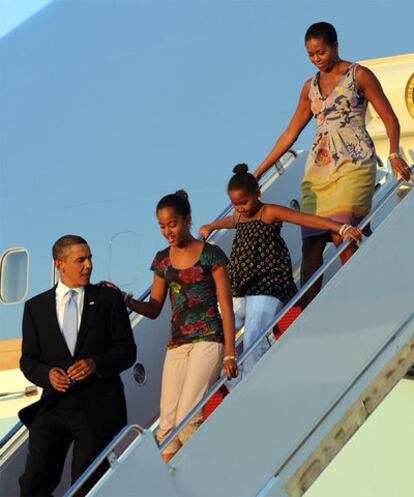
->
[[151, 243, 229, 348]]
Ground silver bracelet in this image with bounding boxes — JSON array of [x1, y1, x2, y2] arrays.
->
[[223, 355, 236, 362], [388, 152, 400, 161], [339, 224, 352, 237]]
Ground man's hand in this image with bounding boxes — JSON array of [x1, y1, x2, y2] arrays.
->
[[67, 359, 96, 382], [49, 367, 71, 392]]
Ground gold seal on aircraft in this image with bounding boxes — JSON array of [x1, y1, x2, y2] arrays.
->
[[405, 73, 414, 119]]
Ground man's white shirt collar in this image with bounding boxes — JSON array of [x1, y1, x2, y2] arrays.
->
[[56, 280, 84, 300]]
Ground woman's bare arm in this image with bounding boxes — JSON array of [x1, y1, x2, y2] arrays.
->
[[212, 266, 238, 379], [128, 273, 168, 319], [264, 204, 362, 242], [357, 66, 411, 181], [199, 215, 235, 240], [254, 80, 313, 180]]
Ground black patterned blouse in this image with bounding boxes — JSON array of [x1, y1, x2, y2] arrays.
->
[[151, 243, 228, 348], [228, 220, 297, 303]]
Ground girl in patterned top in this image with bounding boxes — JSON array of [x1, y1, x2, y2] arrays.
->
[[254, 22, 411, 308], [199, 164, 362, 380], [126, 190, 237, 462]]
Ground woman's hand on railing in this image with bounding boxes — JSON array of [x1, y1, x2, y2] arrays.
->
[[390, 155, 412, 182], [223, 356, 238, 379], [342, 226, 363, 243], [199, 224, 213, 240]]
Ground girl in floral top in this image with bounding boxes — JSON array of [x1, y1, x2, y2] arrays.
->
[[126, 190, 237, 462]]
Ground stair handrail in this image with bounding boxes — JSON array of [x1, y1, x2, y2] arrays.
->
[[159, 170, 414, 453], [0, 421, 23, 451], [0, 421, 25, 461]]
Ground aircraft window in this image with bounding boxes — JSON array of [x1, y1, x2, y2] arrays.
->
[[0, 248, 29, 304]]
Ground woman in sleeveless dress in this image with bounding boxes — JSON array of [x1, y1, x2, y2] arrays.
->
[[199, 164, 362, 379], [254, 22, 411, 308]]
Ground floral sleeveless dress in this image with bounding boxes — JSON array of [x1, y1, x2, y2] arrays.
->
[[301, 63, 377, 238]]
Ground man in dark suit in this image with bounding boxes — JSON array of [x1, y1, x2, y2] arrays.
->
[[19, 235, 137, 497]]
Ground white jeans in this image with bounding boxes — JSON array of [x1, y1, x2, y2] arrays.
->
[[157, 341, 224, 454], [233, 295, 282, 382]]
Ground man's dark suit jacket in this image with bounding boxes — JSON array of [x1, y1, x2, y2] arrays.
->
[[19, 284, 137, 438]]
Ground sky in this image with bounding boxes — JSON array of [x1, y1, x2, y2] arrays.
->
[[1, 0, 413, 337], [0, 0, 53, 37]]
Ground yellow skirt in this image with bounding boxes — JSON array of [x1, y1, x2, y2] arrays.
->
[[301, 161, 376, 238]]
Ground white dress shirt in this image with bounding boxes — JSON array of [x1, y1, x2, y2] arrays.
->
[[56, 280, 85, 332]]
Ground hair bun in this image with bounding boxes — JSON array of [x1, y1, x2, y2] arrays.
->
[[175, 189, 189, 200], [233, 163, 249, 175]]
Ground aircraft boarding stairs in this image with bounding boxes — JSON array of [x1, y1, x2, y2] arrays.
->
[[1, 150, 413, 497]]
